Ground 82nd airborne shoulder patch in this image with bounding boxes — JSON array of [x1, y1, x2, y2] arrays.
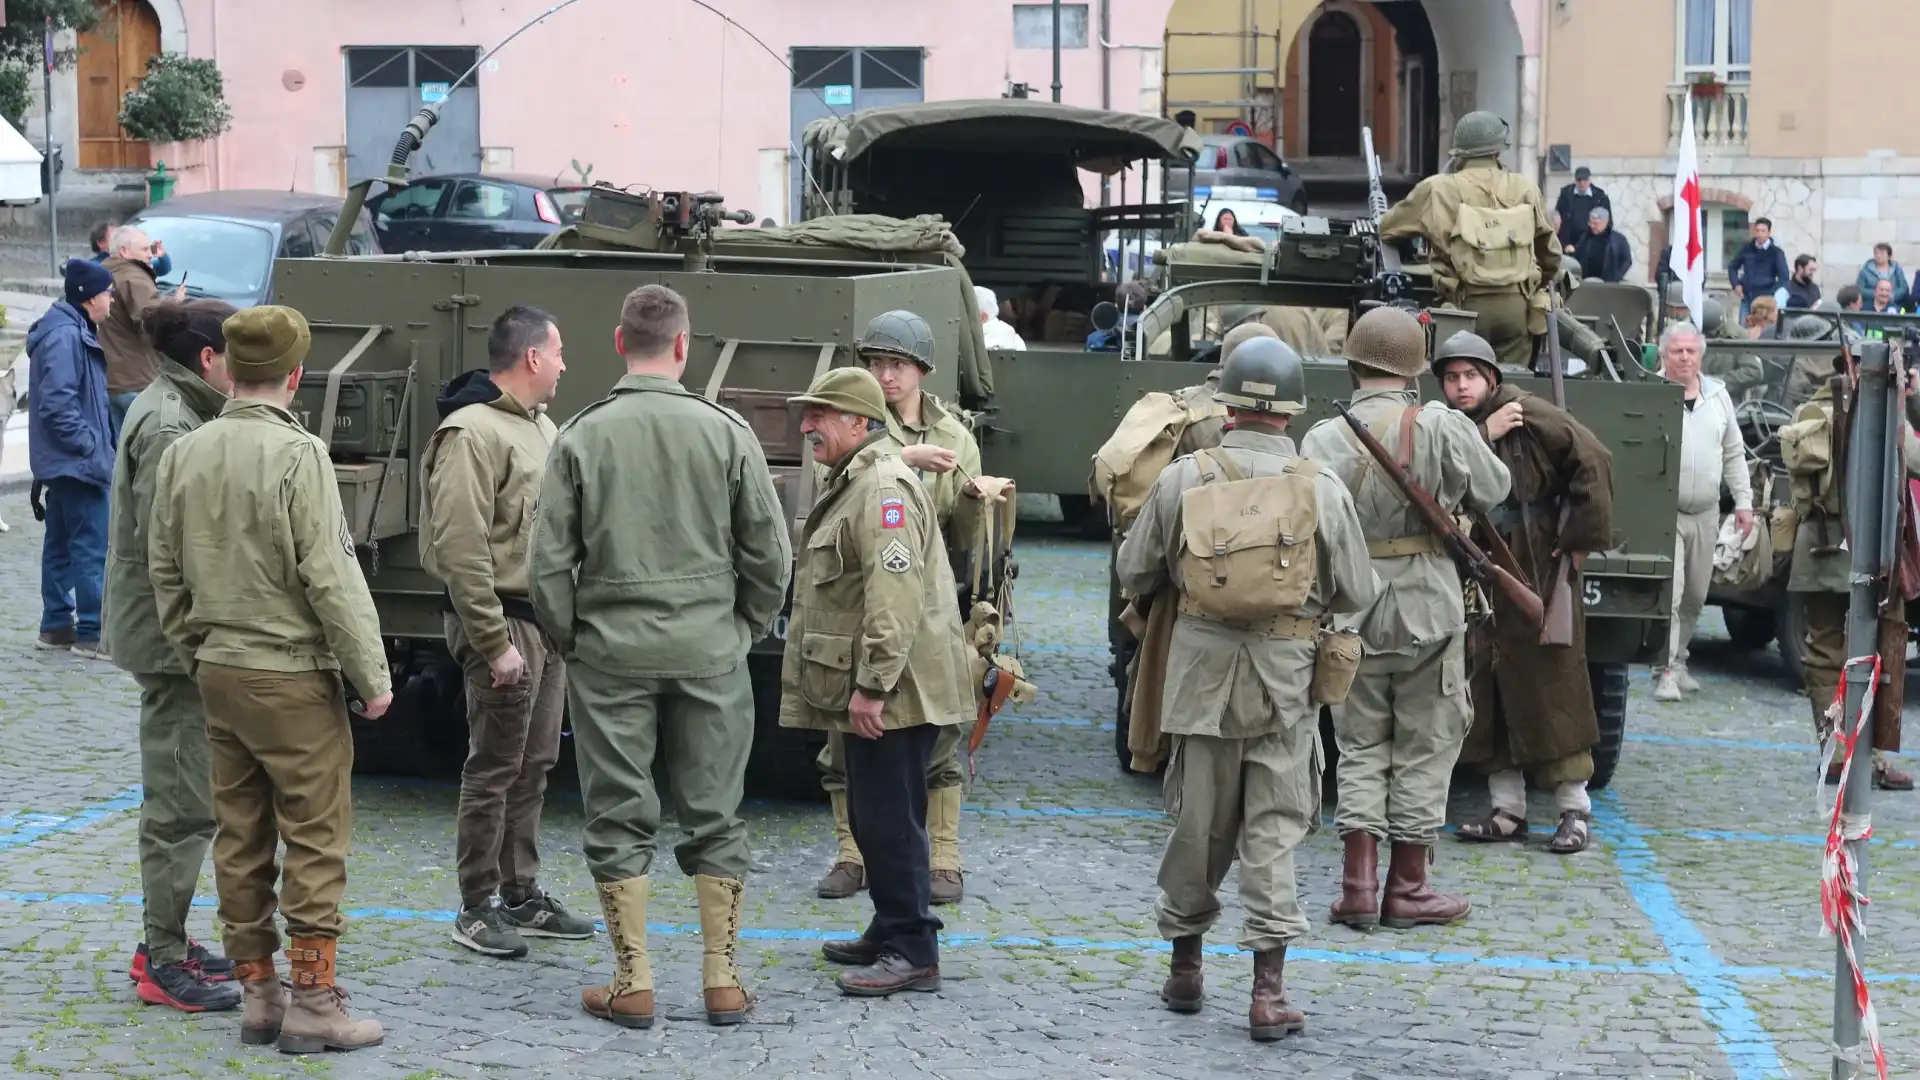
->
[[881, 538, 912, 573], [880, 492, 906, 530]]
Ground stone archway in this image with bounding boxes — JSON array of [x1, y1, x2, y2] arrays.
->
[[1417, 0, 1528, 171], [1299, 3, 1370, 158]]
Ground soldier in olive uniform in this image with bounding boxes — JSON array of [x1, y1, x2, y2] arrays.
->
[[1117, 338, 1379, 1040], [1380, 112, 1561, 369], [813, 310, 1012, 907], [106, 299, 239, 1013], [782, 367, 973, 998], [1300, 309, 1511, 930], [531, 285, 792, 1029], [148, 305, 394, 1053]]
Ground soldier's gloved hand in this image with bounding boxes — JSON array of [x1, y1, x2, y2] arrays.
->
[[966, 476, 1014, 504], [849, 689, 886, 741], [361, 691, 394, 721], [1486, 401, 1526, 441], [490, 643, 527, 688], [901, 444, 959, 474]]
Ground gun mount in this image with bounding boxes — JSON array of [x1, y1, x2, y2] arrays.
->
[[535, 186, 758, 270]]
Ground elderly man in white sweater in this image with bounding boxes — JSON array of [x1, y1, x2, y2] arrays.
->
[[1656, 322, 1754, 701], [975, 286, 1027, 351]]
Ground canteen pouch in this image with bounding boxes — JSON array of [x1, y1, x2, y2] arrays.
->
[[1176, 449, 1321, 621], [1447, 203, 1537, 289], [1311, 628, 1363, 706]]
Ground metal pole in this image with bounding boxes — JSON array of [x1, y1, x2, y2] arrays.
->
[[1051, 0, 1063, 102], [44, 17, 57, 279], [1831, 340, 1894, 1078]]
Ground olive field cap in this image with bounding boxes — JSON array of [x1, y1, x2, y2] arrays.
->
[[222, 305, 311, 382], [792, 366, 890, 424]]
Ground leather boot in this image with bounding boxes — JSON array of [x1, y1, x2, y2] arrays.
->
[[695, 875, 752, 1025], [928, 785, 964, 905], [580, 876, 655, 1029], [276, 938, 383, 1054], [1159, 935, 1204, 1013], [1247, 948, 1305, 1041], [1379, 841, 1470, 929], [1328, 831, 1380, 929], [233, 957, 285, 1046], [816, 791, 866, 899]]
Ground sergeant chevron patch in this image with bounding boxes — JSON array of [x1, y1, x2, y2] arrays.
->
[[881, 538, 912, 573]]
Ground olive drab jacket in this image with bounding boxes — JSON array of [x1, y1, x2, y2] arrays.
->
[[104, 362, 228, 674], [780, 434, 972, 734], [886, 390, 986, 557], [1785, 380, 1920, 594], [1115, 428, 1380, 738], [1300, 388, 1512, 655], [529, 372, 792, 679], [147, 398, 391, 698], [1380, 160, 1561, 330]]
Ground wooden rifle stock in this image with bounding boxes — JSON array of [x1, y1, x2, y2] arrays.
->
[[1334, 402, 1546, 632]]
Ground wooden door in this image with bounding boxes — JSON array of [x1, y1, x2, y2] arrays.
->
[[1306, 12, 1362, 158], [77, 0, 162, 170]]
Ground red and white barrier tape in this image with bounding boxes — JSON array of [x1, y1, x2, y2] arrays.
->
[[1820, 653, 1888, 1080]]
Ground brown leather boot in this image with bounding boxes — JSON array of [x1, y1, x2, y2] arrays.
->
[[276, 938, 384, 1054], [1159, 935, 1204, 1013], [581, 876, 655, 1029], [232, 957, 285, 1046], [695, 875, 752, 1025], [1380, 841, 1470, 929], [1328, 831, 1380, 929], [1247, 948, 1305, 1041]]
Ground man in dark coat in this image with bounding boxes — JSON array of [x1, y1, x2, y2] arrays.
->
[[1571, 207, 1632, 284], [1434, 335, 1614, 854], [1552, 167, 1609, 252]]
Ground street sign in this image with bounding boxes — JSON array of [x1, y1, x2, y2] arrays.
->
[[1225, 121, 1252, 137], [824, 84, 853, 107], [421, 82, 450, 104]]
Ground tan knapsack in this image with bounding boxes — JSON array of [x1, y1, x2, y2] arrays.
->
[[1090, 387, 1227, 531], [1448, 202, 1538, 289], [1176, 448, 1321, 622]]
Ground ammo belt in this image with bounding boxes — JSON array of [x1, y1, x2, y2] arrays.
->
[[1484, 496, 1562, 532], [1175, 596, 1318, 640], [1366, 533, 1442, 559]]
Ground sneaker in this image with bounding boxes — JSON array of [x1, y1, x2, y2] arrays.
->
[[186, 939, 234, 982], [71, 640, 109, 661], [500, 886, 596, 940], [1653, 668, 1682, 702], [1674, 665, 1701, 694], [34, 628, 74, 651], [136, 959, 241, 1013], [451, 902, 529, 958]]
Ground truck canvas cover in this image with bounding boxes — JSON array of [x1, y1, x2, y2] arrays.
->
[[804, 99, 1201, 174]]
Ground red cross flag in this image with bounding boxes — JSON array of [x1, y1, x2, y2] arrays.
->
[[1668, 91, 1705, 327]]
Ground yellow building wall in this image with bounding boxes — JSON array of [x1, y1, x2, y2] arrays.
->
[[1163, 0, 1314, 131]]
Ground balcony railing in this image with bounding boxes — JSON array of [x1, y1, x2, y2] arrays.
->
[[1668, 83, 1750, 150]]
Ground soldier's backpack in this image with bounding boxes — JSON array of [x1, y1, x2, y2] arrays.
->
[[1176, 448, 1321, 622], [1090, 386, 1227, 532], [1448, 202, 1539, 290], [1779, 395, 1842, 519]]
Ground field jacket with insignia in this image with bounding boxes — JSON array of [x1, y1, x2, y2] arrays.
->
[[886, 391, 987, 562], [1115, 428, 1379, 738], [104, 362, 229, 674], [780, 433, 971, 734], [1301, 387, 1511, 655], [419, 372, 558, 662], [1379, 159, 1560, 319], [1787, 381, 1920, 594], [530, 372, 792, 680], [148, 398, 390, 697]]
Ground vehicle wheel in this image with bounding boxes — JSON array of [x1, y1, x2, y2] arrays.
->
[[745, 653, 827, 801], [1587, 662, 1629, 792], [351, 661, 459, 777], [1722, 605, 1778, 651], [1059, 494, 1110, 541], [1777, 593, 1809, 683]]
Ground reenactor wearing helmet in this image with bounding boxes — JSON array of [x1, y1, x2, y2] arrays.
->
[[811, 310, 1013, 907], [1664, 282, 1764, 397], [782, 366, 973, 997], [1299, 309, 1511, 930], [1380, 111, 1561, 370], [1116, 337, 1378, 1041], [531, 284, 793, 1030], [1433, 332, 1615, 854], [147, 305, 393, 1052]]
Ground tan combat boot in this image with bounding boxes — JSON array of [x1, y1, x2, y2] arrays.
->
[[815, 791, 865, 899], [1160, 935, 1204, 1013], [232, 957, 285, 1046], [276, 938, 383, 1054], [1328, 831, 1380, 929], [928, 785, 964, 906], [1247, 948, 1305, 1041], [580, 876, 655, 1028], [695, 875, 752, 1025]]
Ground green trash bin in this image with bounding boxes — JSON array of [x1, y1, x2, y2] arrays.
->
[[146, 162, 174, 205]]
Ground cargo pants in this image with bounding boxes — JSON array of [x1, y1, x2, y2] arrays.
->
[[1332, 635, 1470, 845], [1456, 288, 1536, 371], [447, 614, 567, 910], [134, 672, 217, 966], [817, 725, 965, 871], [1155, 724, 1318, 951], [566, 659, 753, 883], [195, 664, 355, 963]]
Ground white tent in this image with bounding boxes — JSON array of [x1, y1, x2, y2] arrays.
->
[[0, 116, 44, 204]]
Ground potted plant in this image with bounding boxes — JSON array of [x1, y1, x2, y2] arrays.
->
[[1687, 71, 1725, 97], [118, 52, 232, 182]]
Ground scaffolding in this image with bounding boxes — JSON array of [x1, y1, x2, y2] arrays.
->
[[1160, 28, 1284, 133]]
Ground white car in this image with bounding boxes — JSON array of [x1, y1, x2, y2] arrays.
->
[[1103, 189, 1304, 279]]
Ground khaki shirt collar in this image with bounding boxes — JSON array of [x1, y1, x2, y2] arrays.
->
[[1220, 427, 1297, 456], [1350, 386, 1418, 407], [219, 396, 299, 423], [612, 372, 686, 395], [827, 429, 895, 487], [154, 361, 229, 421]]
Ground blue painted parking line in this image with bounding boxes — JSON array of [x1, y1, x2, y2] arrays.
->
[[1628, 732, 1810, 754], [0, 787, 142, 852]]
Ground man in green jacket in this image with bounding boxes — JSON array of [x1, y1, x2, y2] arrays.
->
[[421, 305, 595, 958], [532, 285, 791, 1029], [106, 298, 240, 1013], [782, 366, 973, 998], [149, 305, 393, 1054]]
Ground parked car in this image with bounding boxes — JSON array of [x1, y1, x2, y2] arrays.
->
[[1167, 135, 1308, 216], [366, 173, 591, 252], [126, 190, 381, 309]]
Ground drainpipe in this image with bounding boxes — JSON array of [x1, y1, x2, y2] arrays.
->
[[1099, 0, 1110, 205], [210, 0, 222, 189]]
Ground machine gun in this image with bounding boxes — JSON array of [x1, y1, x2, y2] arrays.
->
[[1358, 127, 1413, 307]]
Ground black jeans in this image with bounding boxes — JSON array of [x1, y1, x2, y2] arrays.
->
[[843, 722, 942, 969]]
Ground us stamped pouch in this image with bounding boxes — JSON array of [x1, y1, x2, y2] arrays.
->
[[1176, 448, 1321, 622], [1448, 202, 1537, 290]]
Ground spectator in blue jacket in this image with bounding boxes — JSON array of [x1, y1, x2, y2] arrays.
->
[[1727, 217, 1790, 321], [28, 259, 116, 658], [1856, 243, 1908, 310]]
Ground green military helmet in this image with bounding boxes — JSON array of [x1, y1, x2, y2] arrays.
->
[[1344, 305, 1428, 377], [1214, 336, 1307, 415], [791, 365, 890, 424], [1664, 281, 1686, 309], [1220, 320, 1278, 366], [1450, 111, 1511, 159], [857, 309, 936, 373], [1786, 314, 1833, 341], [1431, 330, 1502, 384]]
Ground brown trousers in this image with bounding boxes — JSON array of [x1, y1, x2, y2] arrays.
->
[[197, 663, 354, 963], [448, 613, 567, 910]]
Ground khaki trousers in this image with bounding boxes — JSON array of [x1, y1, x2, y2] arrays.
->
[[134, 671, 216, 966], [1798, 591, 1896, 769], [1155, 725, 1318, 951], [1659, 507, 1719, 669], [1332, 635, 1471, 845], [448, 614, 567, 910], [196, 664, 354, 963], [1459, 288, 1536, 370]]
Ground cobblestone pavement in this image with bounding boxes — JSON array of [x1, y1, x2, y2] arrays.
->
[[0, 489, 1915, 1079]]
